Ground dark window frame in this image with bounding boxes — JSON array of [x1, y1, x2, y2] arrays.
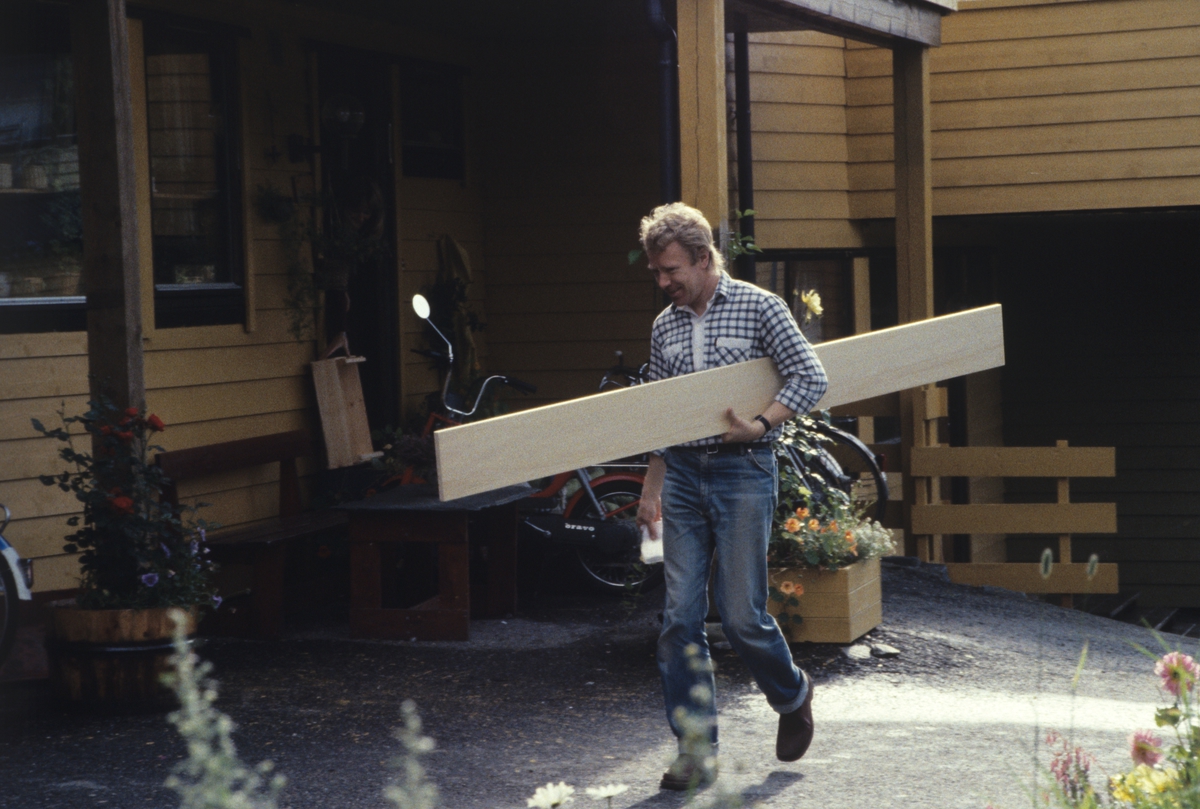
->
[[137, 12, 246, 329]]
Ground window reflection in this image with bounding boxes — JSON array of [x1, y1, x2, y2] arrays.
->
[[0, 10, 82, 306]]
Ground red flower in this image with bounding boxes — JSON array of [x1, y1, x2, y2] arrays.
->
[[118, 416, 131, 427], [115, 430, 134, 442], [124, 407, 139, 417], [110, 495, 134, 514], [146, 414, 166, 432], [99, 425, 113, 436]]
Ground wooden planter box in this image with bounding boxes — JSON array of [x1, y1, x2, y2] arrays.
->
[[767, 557, 881, 644]]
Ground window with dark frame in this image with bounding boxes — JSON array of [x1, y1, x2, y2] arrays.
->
[[0, 3, 85, 334], [143, 18, 244, 329]]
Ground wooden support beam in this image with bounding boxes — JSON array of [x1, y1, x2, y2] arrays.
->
[[436, 304, 1003, 501], [677, 0, 729, 230], [72, 0, 145, 410], [944, 563, 1118, 595], [893, 44, 933, 327], [910, 446, 1117, 478], [911, 503, 1117, 536]]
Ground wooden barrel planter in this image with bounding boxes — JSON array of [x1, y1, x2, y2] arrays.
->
[[47, 604, 197, 713], [767, 557, 882, 644]]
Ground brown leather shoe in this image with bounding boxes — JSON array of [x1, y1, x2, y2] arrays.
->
[[659, 753, 718, 791], [776, 671, 814, 762]]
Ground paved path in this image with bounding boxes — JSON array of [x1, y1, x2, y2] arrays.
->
[[0, 563, 1183, 809]]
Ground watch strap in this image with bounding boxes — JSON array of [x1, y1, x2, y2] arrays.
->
[[753, 415, 772, 437]]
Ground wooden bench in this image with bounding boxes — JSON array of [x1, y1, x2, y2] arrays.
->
[[156, 430, 348, 638]]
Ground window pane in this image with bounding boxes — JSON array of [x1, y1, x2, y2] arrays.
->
[[0, 7, 83, 310], [147, 47, 227, 285]]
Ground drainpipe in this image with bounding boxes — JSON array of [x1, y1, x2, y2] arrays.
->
[[733, 28, 756, 282], [647, 0, 680, 204]]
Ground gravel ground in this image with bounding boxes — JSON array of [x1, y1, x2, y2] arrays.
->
[[0, 562, 1188, 809]]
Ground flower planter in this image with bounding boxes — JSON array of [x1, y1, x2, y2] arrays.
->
[[767, 557, 881, 644], [47, 604, 196, 713]]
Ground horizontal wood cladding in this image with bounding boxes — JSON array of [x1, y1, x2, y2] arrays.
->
[[738, 31, 860, 249], [837, 0, 1200, 216]]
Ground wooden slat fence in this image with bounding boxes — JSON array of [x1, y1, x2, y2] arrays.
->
[[910, 434, 1119, 604]]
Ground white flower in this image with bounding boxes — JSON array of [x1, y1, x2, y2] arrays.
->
[[528, 782, 575, 808], [585, 784, 629, 800]]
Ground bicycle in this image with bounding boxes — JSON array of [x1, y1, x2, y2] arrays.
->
[[410, 300, 659, 594], [0, 504, 35, 669]]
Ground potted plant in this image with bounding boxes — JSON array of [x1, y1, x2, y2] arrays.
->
[[33, 398, 216, 711], [766, 416, 896, 644]]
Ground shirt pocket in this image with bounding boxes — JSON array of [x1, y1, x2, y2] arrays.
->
[[714, 336, 753, 367], [662, 341, 689, 375]]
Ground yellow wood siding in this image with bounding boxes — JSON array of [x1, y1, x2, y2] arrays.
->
[[479, 32, 661, 409], [738, 31, 863, 249], [1, 1, 486, 592], [844, 0, 1200, 218]]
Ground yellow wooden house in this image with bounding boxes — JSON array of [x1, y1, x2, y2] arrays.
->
[[2, 0, 1196, 612]]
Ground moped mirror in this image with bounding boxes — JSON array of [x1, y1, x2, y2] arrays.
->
[[411, 294, 431, 320]]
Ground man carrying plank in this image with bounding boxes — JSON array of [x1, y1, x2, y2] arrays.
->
[[635, 203, 828, 790]]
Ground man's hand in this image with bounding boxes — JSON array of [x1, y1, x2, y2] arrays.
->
[[638, 454, 665, 531], [721, 407, 767, 443]]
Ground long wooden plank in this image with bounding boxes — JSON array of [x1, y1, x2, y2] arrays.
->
[[435, 304, 1004, 500], [910, 446, 1116, 478], [911, 503, 1117, 535], [944, 562, 1119, 594]]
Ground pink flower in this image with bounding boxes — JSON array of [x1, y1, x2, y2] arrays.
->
[[1155, 652, 1200, 697], [1130, 729, 1163, 766]]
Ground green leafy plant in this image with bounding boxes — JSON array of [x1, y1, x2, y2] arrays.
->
[[163, 609, 285, 809], [767, 415, 895, 572], [252, 184, 316, 340], [33, 398, 216, 610]]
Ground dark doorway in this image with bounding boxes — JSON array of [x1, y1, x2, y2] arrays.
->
[[317, 45, 398, 430]]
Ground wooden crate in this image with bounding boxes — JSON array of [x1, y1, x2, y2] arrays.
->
[[767, 557, 881, 644]]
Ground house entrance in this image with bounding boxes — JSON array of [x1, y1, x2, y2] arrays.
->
[[317, 46, 398, 430]]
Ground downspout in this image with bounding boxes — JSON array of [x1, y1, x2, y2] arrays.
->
[[733, 28, 756, 282], [647, 0, 680, 204]]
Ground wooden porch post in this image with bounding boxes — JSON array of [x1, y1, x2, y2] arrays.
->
[[676, 0, 729, 233], [892, 42, 934, 559], [71, 0, 145, 411]]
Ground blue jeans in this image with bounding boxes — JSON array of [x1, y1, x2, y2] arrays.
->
[[657, 446, 808, 749]]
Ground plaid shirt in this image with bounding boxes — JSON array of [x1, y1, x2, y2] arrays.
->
[[648, 272, 828, 446]]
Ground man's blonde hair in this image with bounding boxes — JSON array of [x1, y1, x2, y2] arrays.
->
[[639, 202, 724, 273]]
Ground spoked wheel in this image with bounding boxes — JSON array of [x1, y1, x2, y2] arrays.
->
[[567, 481, 664, 594], [0, 561, 18, 669]]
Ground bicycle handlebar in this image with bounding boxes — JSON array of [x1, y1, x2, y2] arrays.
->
[[502, 375, 538, 395]]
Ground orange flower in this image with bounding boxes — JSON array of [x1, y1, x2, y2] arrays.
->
[[146, 413, 166, 432], [794, 582, 804, 595], [795, 507, 809, 519], [844, 530, 854, 541], [110, 495, 134, 514], [807, 519, 820, 530], [784, 518, 802, 533], [829, 520, 839, 533], [779, 580, 795, 595]]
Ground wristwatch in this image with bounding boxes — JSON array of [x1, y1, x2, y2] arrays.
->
[[753, 415, 772, 437]]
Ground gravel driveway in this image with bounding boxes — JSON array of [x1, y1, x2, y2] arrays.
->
[[0, 562, 1184, 809]]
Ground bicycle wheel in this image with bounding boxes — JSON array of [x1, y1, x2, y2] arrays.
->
[[785, 421, 889, 523], [567, 480, 664, 594], [0, 560, 19, 670]]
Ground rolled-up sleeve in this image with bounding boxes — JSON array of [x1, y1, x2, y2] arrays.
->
[[760, 296, 827, 414]]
